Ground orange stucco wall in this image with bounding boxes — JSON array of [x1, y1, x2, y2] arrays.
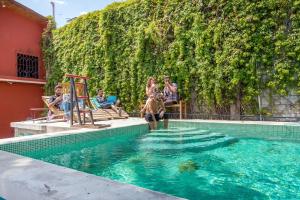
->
[[0, 7, 47, 138], [0, 82, 44, 138], [0, 7, 46, 78]]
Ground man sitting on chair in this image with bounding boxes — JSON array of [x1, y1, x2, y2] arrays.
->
[[163, 75, 178, 105], [48, 84, 71, 120], [96, 89, 122, 116]]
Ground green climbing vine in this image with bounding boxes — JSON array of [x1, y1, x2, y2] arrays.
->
[[42, 0, 300, 114], [41, 16, 62, 95]]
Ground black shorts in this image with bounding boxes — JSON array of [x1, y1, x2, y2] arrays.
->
[[145, 114, 160, 122], [160, 112, 169, 119], [145, 112, 168, 121]]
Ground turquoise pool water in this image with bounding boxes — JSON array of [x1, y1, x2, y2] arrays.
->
[[21, 126, 300, 200]]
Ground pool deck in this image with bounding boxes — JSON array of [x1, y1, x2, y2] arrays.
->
[[10, 117, 148, 138], [0, 151, 184, 200]]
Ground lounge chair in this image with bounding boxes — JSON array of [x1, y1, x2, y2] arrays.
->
[[90, 96, 129, 119], [42, 95, 110, 122], [42, 96, 65, 120], [63, 82, 113, 121]]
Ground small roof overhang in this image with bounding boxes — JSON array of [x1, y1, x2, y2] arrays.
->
[[1, 0, 48, 25]]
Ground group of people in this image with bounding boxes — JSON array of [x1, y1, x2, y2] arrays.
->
[[141, 75, 178, 130], [49, 75, 178, 126], [48, 84, 121, 121]]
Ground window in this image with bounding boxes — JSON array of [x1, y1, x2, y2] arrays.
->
[[17, 53, 39, 79]]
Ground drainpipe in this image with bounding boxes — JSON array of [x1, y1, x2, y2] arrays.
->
[[1, 1, 6, 7], [50, 1, 55, 21], [258, 95, 262, 121]]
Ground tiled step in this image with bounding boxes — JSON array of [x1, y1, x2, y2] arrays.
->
[[139, 136, 237, 151], [142, 132, 223, 143], [151, 128, 198, 133], [148, 129, 210, 137]]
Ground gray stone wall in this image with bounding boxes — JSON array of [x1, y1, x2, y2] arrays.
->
[[260, 90, 300, 118]]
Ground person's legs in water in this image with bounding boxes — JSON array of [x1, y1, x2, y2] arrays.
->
[[163, 112, 169, 129], [159, 110, 169, 129], [145, 113, 159, 130], [149, 121, 155, 130], [154, 114, 160, 129], [145, 113, 154, 130]]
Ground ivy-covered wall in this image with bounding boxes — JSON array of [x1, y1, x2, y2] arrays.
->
[[43, 0, 300, 114]]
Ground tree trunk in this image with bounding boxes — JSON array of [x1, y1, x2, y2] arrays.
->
[[230, 88, 241, 120], [189, 89, 199, 114]]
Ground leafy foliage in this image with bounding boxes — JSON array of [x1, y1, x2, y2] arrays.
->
[[42, 0, 300, 113], [42, 16, 62, 95]]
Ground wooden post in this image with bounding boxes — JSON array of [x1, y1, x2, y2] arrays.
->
[[180, 100, 183, 120], [82, 83, 86, 124], [140, 103, 143, 118], [89, 110, 95, 125], [66, 74, 94, 126], [84, 79, 94, 125], [70, 78, 74, 126], [184, 101, 187, 119], [71, 78, 82, 125]]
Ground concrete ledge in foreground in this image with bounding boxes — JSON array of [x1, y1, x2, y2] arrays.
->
[[0, 151, 185, 200]]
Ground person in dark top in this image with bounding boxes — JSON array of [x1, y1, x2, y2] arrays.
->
[[96, 89, 113, 108], [49, 84, 63, 110], [48, 84, 71, 120], [96, 89, 122, 116], [163, 75, 178, 105]]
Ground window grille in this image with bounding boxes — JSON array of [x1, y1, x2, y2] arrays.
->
[[17, 53, 39, 79]]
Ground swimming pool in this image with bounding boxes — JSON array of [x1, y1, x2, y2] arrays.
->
[[1, 121, 300, 199]]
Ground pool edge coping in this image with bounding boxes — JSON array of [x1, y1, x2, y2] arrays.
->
[[2, 119, 300, 145], [0, 120, 149, 145], [171, 119, 300, 126]]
